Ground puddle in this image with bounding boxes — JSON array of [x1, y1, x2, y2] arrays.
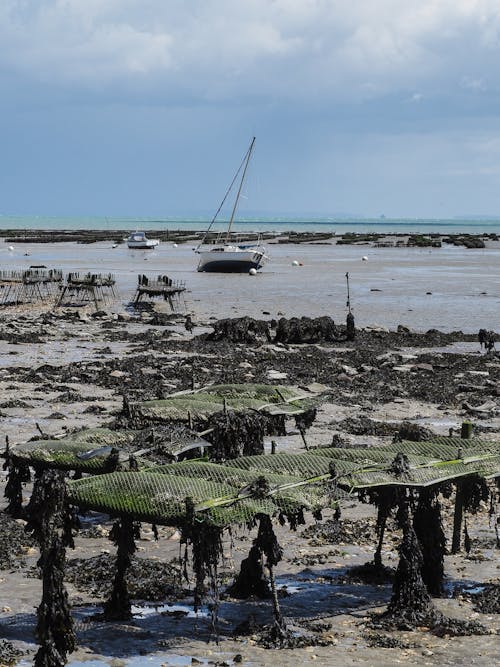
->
[[19, 658, 214, 667], [463, 585, 486, 595], [131, 603, 209, 619]]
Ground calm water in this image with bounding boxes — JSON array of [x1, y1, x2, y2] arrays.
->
[[1, 215, 500, 234]]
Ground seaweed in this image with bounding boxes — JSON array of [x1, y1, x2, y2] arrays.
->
[[3, 446, 31, 518], [413, 487, 446, 596], [226, 544, 270, 599], [103, 517, 139, 620], [274, 316, 337, 344], [25, 470, 78, 667], [180, 500, 223, 638], [206, 317, 271, 344], [376, 494, 440, 630], [204, 410, 268, 460], [254, 514, 286, 642]]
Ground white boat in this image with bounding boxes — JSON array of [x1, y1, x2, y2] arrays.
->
[[195, 137, 268, 273], [127, 232, 160, 249]]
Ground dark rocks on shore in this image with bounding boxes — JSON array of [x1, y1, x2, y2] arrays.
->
[[206, 317, 272, 344], [274, 316, 337, 344], [0, 514, 34, 569], [205, 315, 339, 345], [63, 553, 183, 602]]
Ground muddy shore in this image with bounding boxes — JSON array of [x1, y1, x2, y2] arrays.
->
[[1, 229, 499, 249], [0, 298, 498, 666], [1, 233, 499, 333]]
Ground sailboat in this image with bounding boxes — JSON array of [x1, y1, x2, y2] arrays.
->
[[195, 137, 268, 273]]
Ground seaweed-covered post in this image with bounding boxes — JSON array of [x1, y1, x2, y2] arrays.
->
[[181, 498, 223, 636], [255, 514, 285, 640], [372, 489, 394, 567], [413, 487, 446, 596], [345, 272, 355, 342], [206, 410, 269, 460], [227, 544, 270, 599], [294, 409, 317, 452], [491, 478, 500, 549], [25, 469, 78, 667], [452, 475, 489, 554], [103, 517, 139, 621], [381, 489, 439, 628], [358, 483, 398, 569], [3, 440, 31, 518]]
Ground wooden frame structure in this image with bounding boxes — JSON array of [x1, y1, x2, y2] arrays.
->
[[133, 274, 187, 312], [56, 272, 117, 310], [0, 268, 63, 306]]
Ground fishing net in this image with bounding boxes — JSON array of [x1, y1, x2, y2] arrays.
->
[[68, 461, 333, 527], [66, 437, 500, 528], [311, 438, 500, 490], [129, 383, 323, 422], [8, 426, 212, 473], [154, 461, 332, 518], [9, 429, 138, 473], [69, 471, 235, 524]]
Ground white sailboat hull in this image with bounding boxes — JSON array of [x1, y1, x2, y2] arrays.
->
[[196, 245, 267, 273]]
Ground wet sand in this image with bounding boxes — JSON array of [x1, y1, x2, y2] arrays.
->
[[0, 236, 498, 667], [1, 236, 499, 332]]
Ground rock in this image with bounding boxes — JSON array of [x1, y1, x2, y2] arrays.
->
[[266, 369, 288, 380], [413, 363, 434, 372]]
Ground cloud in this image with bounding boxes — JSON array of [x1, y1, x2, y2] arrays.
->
[[1, 0, 500, 107]]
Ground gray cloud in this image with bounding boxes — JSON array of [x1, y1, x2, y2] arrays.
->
[[1, 0, 500, 105]]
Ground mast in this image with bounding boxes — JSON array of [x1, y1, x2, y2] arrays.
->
[[226, 137, 255, 242]]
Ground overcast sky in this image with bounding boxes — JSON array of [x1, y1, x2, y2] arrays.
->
[[2, 0, 500, 218]]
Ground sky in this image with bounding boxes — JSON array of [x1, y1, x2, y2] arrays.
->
[[2, 0, 500, 219]]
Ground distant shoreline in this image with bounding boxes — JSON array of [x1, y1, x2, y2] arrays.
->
[[1, 229, 498, 247], [2, 217, 500, 236]]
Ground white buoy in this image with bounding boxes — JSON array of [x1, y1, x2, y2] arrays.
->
[[112, 244, 118, 248], [173, 243, 178, 248], [292, 260, 299, 266], [362, 255, 368, 261], [8, 246, 14, 251], [249, 268, 257, 276]]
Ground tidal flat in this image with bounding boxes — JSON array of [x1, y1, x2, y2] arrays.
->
[[0, 233, 498, 666]]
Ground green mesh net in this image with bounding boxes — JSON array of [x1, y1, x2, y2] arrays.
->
[[130, 383, 322, 421], [66, 437, 500, 527], [309, 438, 500, 490], [10, 429, 138, 472]]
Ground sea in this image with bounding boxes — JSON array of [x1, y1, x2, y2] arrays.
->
[[1, 215, 500, 234]]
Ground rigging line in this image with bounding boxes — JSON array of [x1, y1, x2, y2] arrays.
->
[[226, 136, 255, 242], [196, 141, 253, 250]]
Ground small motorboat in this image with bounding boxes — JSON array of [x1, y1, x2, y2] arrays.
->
[[127, 232, 160, 249]]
